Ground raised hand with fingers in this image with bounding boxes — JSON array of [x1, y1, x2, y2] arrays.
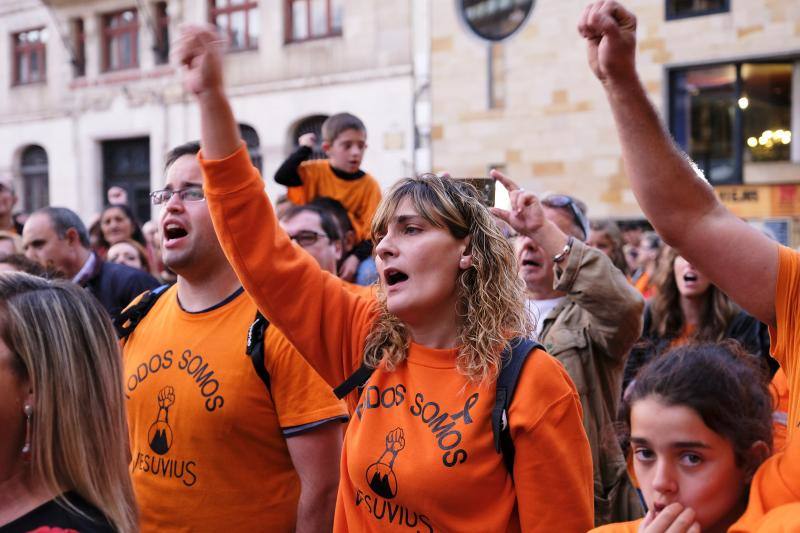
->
[[578, 0, 638, 86], [298, 132, 317, 148], [489, 169, 547, 239], [173, 24, 226, 97]]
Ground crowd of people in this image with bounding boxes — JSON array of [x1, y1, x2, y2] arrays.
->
[[1, 2, 798, 532]]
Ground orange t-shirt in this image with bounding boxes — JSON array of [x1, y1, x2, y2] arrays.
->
[[730, 245, 800, 532], [201, 145, 594, 532], [590, 518, 642, 532], [122, 285, 348, 532], [286, 159, 382, 242]]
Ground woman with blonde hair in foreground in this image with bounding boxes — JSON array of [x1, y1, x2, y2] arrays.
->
[[177, 24, 593, 531], [0, 273, 137, 532]]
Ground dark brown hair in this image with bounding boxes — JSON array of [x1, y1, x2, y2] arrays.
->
[[622, 341, 773, 466], [321, 113, 366, 143], [648, 247, 738, 341]]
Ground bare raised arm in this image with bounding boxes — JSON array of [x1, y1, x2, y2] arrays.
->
[[579, 0, 778, 326], [174, 24, 241, 160]]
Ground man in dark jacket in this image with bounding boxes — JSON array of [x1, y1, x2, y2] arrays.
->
[[22, 206, 159, 318]]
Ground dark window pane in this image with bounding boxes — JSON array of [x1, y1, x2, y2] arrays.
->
[[672, 65, 737, 183], [667, 0, 728, 18], [742, 63, 792, 163]]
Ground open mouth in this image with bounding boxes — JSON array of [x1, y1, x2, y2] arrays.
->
[[652, 503, 667, 516], [384, 268, 409, 286], [683, 272, 698, 282], [164, 223, 188, 241], [522, 258, 542, 268]]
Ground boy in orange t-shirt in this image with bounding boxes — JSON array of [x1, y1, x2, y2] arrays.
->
[[275, 113, 381, 281]]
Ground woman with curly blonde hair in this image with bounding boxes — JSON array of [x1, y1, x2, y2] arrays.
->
[[177, 23, 593, 532], [0, 273, 137, 532]]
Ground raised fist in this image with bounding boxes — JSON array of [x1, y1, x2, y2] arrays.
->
[[577, 1, 638, 86], [158, 386, 175, 409], [385, 427, 405, 453], [173, 24, 226, 97], [298, 132, 317, 148]]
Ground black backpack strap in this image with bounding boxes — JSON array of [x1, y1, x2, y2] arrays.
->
[[333, 362, 375, 400], [114, 284, 170, 339], [493, 337, 544, 473], [246, 311, 272, 393]]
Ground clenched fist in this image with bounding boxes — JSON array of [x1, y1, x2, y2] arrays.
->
[[578, 1, 638, 86], [158, 386, 176, 408], [385, 427, 405, 453], [173, 24, 226, 97]]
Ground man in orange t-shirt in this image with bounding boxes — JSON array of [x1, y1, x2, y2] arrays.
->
[[122, 141, 348, 532], [579, 2, 800, 531]]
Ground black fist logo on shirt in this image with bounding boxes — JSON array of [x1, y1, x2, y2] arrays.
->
[[148, 386, 175, 455], [366, 427, 405, 499]]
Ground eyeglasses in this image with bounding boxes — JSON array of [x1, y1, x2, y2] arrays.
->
[[289, 231, 329, 247], [150, 186, 205, 205], [541, 194, 590, 240]]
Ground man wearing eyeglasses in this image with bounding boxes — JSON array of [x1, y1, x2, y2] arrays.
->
[[494, 170, 644, 526], [121, 141, 347, 533]]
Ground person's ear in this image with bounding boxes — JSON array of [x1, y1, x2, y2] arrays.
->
[[333, 239, 343, 262], [459, 236, 473, 270], [65, 227, 80, 246], [321, 141, 331, 154], [743, 440, 771, 481]]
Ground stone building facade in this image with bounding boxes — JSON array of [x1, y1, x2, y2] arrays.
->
[[431, 0, 800, 243], [0, 0, 429, 224]]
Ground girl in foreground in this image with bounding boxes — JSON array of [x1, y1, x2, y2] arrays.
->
[[177, 25, 593, 532], [593, 342, 772, 533]]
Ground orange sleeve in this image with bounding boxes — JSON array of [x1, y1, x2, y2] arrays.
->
[[769, 246, 800, 436], [731, 246, 800, 532], [200, 146, 378, 388], [264, 327, 349, 429], [510, 349, 594, 531]]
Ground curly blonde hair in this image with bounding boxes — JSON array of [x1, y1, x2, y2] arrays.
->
[[363, 174, 532, 384]]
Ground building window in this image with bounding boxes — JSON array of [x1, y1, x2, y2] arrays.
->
[[20, 145, 49, 212], [154, 2, 170, 65], [239, 124, 262, 174], [102, 9, 139, 72], [666, 0, 729, 20], [12, 28, 47, 85], [669, 60, 796, 185], [209, 0, 259, 51], [285, 0, 343, 43], [71, 18, 86, 77]]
